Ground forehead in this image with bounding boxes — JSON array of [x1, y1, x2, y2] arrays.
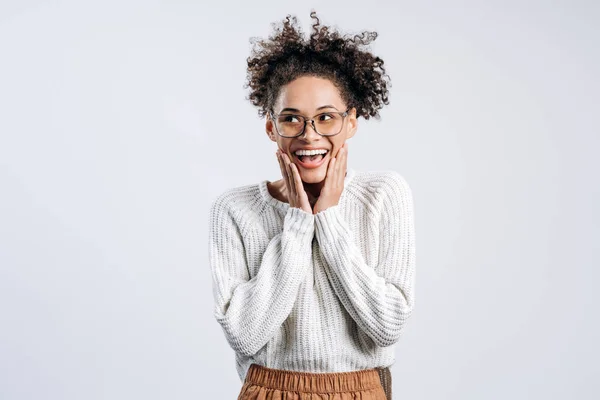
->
[[274, 76, 345, 112]]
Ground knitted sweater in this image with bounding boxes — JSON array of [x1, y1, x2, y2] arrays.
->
[[208, 167, 415, 382]]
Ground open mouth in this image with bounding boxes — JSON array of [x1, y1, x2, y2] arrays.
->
[[293, 150, 329, 168]]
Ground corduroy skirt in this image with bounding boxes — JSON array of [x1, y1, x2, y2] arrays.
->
[[237, 364, 392, 400]]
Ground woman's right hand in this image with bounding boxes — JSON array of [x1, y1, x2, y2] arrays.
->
[[276, 149, 312, 214]]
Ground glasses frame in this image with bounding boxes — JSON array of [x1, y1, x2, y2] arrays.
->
[[269, 107, 351, 138]]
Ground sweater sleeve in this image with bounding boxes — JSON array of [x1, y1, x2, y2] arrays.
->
[[209, 197, 315, 357], [313, 172, 415, 347]]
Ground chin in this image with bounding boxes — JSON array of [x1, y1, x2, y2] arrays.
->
[[299, 168, 327, 184]]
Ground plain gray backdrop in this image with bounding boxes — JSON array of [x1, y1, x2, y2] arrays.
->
[[1, 0, 598, 399]]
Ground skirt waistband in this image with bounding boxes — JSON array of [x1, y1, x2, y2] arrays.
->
[[244, 364, 382, 393]]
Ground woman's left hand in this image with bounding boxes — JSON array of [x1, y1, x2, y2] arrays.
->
[[313, 142, 348, 215]]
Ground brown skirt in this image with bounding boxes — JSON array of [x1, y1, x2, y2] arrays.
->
[[237, 364, 390, 400]]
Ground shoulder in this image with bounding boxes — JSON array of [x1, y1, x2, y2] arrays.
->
[[209, 182, 265, 219], [350, 169, 413, 202], [350, 170, 414, 226]]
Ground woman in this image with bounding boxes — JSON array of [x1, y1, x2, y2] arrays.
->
[[208, 11, 415, 400]]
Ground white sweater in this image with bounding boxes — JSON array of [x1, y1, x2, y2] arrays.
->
[[208, 167, 415, 382]]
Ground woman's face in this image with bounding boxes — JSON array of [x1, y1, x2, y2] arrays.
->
[[266, 75, 357, 184]]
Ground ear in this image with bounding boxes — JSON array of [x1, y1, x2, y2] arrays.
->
[[346, 107, 358, 139], [265, 113, 277, 142]]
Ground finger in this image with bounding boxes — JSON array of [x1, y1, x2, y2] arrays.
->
[[284, 153, 297, 201], [338, 142, 347, 184], [280, 152, 295, 205], [276, 150, 290, 190], [290, 163, 304, 198], [343, 142, 348, 180], [287, 164, 296, 201], [333, 146, 343, 187], [327, 154, 336, 191], [276, 149, 284, 175]]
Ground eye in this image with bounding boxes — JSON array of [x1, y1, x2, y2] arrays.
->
[[280, 114, 301, 123], [318, 113, 334, 121]]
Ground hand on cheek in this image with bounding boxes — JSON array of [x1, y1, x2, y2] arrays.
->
[[276, 149, 313, 214], [312, 141, 348, 215]]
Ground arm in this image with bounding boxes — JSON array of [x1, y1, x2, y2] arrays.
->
[[314, 172, 415, 347], [209, 197, 314, 357]]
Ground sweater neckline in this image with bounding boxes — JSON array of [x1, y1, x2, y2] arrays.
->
[[259, 167, 356, 211]]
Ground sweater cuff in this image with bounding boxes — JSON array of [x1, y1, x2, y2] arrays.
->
[[285, 206, 315, 242], [313, 204, 348, 244]]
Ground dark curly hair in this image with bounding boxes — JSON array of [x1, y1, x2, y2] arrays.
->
[[244, 10, 391, 120]]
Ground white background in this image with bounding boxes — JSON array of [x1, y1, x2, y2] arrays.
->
[[1, 0, 598, 398]]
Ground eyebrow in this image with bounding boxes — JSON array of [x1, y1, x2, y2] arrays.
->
[[279, 105, 339, 113]]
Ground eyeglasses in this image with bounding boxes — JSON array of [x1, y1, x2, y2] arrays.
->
[[270, 108, 351, 138]]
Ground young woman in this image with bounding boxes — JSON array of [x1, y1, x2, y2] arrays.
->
[[208, 11, 415, 400]]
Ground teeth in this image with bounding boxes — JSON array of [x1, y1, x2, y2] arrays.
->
[[295, 149, 328, 156]]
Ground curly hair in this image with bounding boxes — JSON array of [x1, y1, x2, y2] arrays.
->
[[244, 11, 391, 120]]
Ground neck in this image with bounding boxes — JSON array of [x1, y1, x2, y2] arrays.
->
[[302, 181, 323, 205], [303, 170, 347, 202]]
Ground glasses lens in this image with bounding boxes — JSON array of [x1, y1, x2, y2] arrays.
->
[[276, 114, 305, 137], [274, 112, 344, 137], [314, 112, 343, 136]]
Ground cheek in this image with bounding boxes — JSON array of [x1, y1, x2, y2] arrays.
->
[[331, 141, 345, 156], [275, 138, 289, 148]]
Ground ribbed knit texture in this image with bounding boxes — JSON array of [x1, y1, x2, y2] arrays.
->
[[208, 167, 415, 382]]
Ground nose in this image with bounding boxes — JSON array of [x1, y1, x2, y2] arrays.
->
[[301, 120, 321, 140]]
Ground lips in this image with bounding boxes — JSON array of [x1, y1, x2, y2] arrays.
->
[[292, 148, 330, 156], [293, 150, 329, 169]]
